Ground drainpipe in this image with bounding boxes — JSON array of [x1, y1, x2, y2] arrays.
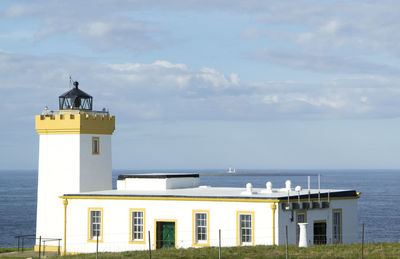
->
[[63, 199, 68, 255], [270, 203, 277, 245]]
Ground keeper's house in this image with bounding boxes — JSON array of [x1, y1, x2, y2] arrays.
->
[[34, 82, 359, 254]]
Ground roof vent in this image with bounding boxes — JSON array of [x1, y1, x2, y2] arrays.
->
[[260, 181, 273, 193], [241, 182, 256, 195], [285, 180, 292, 191]]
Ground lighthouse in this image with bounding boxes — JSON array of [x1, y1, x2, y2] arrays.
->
[[35, 81, 115, 251]]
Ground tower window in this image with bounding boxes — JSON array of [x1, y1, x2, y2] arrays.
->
[[92, 137, 100, 155]]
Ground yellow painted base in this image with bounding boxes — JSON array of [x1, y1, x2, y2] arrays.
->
[[34, 245, 61, 252]]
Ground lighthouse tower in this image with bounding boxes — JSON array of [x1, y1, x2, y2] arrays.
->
[[35, 81, 115, 250]]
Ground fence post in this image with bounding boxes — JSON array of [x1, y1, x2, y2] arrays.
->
[[38, 236, 41, 259], [43, 240, 46, 256], [285, 225, 289, 259], [219, 229, 221, 259], [361, 223, 364, 259], [58, 239, 61, 256], [148, 230, 152, 259], [17, 236, 20, 252], [22, 237, 24, 252], [96, 233, 99, 259]]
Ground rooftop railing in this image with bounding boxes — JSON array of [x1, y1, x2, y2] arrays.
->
[[41, 109, 109, 116]]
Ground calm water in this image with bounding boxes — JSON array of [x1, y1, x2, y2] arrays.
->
[[0, 169, 399, 247]]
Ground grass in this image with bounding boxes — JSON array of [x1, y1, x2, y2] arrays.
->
[[50, 243, 400, 259], [0, 248, 19, 254], [1, 243, 399, 259]]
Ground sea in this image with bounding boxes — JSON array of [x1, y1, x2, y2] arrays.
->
[[0, 169, 399, 247]]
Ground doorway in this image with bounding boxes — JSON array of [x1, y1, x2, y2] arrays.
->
[[155, 221, 176, 249], [313, 221, 327, 244]]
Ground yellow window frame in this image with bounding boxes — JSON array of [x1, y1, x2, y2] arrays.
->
[[236, 211, 255, 246], [87, 207, 104, 243], [192, 210, 210, 247], [332, 208, 343, 244], [92, 136, 100, 155], [129, 208, 146, 244]]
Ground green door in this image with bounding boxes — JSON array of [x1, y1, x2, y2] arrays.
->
[[156, 222, 175, 249]]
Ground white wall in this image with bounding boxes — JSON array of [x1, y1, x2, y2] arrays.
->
[[277, 199, 358, 245], [65, 199, 277, 253], [36, 134, 112, 245], [80, 135, 112, 192]]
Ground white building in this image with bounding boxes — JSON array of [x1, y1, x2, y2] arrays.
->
[[34, 82, 359, 254]]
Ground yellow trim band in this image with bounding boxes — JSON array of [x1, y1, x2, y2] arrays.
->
[[59, 195, 357, 203], [60, 195, 280, 203], [36, 113, 115, 135]]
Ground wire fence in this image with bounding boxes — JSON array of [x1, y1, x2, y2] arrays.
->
[[9, 223, 400, 259]]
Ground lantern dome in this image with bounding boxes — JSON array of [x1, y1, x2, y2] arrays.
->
[[59, 81, 93, 110]]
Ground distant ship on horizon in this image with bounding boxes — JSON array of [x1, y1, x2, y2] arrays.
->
[[228, 167, 236, 173]]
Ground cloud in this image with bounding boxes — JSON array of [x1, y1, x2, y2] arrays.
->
[[250, 49, 400, 75], [1, 51, 400, 123], [2, 2, 165, 52]]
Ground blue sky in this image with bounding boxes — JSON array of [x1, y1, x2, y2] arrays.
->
[[1, 0, 400, 170]]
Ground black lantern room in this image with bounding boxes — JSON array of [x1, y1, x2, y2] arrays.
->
[[59, 81, 93, 110]]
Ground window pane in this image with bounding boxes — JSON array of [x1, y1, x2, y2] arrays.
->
[[333, 211, 342, 243], [239, 214, 252, 244], [132, 211, 144, 241], [90, 210, 101, 240], [195, 213, 208, 242]]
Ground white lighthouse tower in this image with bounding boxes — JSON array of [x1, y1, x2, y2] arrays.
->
[[35, 81, 115, 251]]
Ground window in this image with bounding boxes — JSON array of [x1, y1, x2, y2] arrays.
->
[[130, 209, 145, 243], [296, 211, 307, 245], [192, 210, 209, 246], [92, 137, 100, 155], [332, 209, 342, 244], [88, 208, 103, 242], [237, 211, 254, 245], [313, 221, 327, 244]]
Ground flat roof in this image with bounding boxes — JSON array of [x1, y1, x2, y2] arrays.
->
[[63, 187, 358, 200], [118, 173, 199, 180]]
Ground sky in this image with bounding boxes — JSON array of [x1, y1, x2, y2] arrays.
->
[[1, 0, 400, 170]]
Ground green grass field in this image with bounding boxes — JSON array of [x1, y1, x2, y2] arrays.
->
[[0, 248, 19, 254], [57, 242, 400, 259], [1, 243, 399, 259]]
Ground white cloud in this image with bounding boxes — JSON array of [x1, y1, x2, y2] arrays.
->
[[250, 49, 400, 75], [1, 51, 399, 123], [360, 96, 368, 103]]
